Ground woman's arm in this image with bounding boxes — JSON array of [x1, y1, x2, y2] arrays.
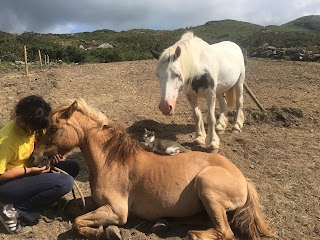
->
[[0, 166, 50, 180]]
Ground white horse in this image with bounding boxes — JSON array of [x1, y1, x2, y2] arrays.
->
[[151, 32, 246, 152]]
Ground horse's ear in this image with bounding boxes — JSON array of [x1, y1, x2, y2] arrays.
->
[[174, 46, 181, 61], [150, 49, 161, 60], [61, 101, 78, 119]]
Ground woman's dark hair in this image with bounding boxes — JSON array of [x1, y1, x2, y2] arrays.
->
[[14, 95, 52, 130]]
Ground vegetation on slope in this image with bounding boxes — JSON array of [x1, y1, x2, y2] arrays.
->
[[0, 16, 319, 64]]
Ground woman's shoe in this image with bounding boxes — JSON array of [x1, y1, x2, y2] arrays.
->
[[0, 203, 21, 234]]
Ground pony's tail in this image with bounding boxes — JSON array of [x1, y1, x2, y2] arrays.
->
[[230, 179, 276, 240], [225, 87, 236, 108]]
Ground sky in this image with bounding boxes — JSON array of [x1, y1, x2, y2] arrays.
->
[[0, 0, 319, 34]]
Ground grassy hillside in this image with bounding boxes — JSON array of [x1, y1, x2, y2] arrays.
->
[[282, 15, 320, 31], [0, 16, 319, 64]]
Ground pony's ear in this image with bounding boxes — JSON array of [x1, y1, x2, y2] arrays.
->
[[61, 101, 78, 119], [150, 49, 161, 60], [174, 46, 181, 61]]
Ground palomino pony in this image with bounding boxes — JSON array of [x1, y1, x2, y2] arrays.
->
[[151, 32, 246, 152], [31, 99, 274, 240]]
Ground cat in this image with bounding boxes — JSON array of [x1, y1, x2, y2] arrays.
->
[[141, 128, 190, 155]]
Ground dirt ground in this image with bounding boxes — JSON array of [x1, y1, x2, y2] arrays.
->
[[0, 58, 319, 240]]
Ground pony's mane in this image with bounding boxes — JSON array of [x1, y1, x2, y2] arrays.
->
[[157, 32, 201, 79], [103, 122, 142, 165], [53, 99, 141, 164], [53, 98, 110, 127]]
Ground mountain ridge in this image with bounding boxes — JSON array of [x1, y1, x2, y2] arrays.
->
[[0, 15, 319, 63]]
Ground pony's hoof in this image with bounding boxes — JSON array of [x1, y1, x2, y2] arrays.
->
[[105, 225, 122, 240], [151, 219, 169, 234]]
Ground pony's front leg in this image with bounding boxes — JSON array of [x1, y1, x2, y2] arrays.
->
[[73, 204, 127, 240], [206, 94, 220, 152], [187, 94, 206, 145]]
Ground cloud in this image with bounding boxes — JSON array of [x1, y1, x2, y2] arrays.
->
[[0, 0, 319, 34]]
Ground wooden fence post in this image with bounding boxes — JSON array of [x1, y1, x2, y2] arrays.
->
[[24, 45, 29, 77], [243, 82, 265, 112], [38, 49, 42, 65]]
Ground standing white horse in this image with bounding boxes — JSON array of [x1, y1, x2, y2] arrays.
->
[[151, 32, 246, 152]]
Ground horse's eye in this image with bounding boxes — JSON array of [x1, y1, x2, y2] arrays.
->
[[174, 73, 181, 79], [50, 126, 58, 133]]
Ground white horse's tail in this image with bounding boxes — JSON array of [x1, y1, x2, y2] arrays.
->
[[225, 87, 236, 108], [225, 48, 247, 108], [242, 48, 248, 66]]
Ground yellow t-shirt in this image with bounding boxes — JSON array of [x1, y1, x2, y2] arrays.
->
[[0, 119, 35, 174]]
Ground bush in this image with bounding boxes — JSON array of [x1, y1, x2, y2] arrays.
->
[[63, 46, 87, 63]]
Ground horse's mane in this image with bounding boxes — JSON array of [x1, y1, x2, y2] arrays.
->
[[53, 99, 141, 164], [157, 32, 201, 79], [102, 122, 142, 165], [52, 98, 110, 126]]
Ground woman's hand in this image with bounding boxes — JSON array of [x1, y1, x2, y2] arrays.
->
[[28, 166, 51, 174], [51, 154, 64, 165]]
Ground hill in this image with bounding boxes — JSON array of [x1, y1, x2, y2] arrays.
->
[[282, 15, 320, 31], [0, 15, 319, 64]]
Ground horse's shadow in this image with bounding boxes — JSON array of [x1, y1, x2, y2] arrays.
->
[[127, 119, 211, 152], [127, 119, 195, 142]]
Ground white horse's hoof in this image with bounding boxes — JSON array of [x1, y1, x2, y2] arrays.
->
[[216, 130, 225, 135], [231, 128, 241, 134], [207, 144, 219, 154], [216, 124, 227, 134], [210, 149, 219, 154], [193, 138, 205, 146]]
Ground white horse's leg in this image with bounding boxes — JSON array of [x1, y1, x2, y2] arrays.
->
[[186, 94, 206, 145], [216, 94, 228, 134], [232, 74, 245, 133], [206, 94, 220, 152]]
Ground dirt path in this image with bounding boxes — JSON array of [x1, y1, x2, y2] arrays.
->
[[0, 58, 319, 240]]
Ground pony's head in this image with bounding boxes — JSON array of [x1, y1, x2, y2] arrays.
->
[[151, 32, 194, 115], [30, 101, 82, 166], [30, 99, 138, 166], [31, 99, 110, 165]]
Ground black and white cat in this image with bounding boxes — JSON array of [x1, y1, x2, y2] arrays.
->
[[141, 128, 190, 155]]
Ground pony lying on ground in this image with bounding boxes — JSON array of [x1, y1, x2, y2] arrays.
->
[[31, 99, 274, 240], [151, 32, 246, 152]]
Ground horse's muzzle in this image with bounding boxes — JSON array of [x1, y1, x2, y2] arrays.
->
[[159, 103, 174, 115]]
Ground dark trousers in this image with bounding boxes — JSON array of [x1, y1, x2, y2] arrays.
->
[[0, 161, 79, 223]]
